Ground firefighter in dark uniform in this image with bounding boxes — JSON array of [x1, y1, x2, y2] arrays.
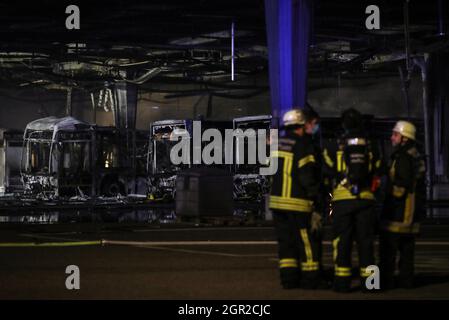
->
[[380, 121, 425, 289], [322, 108, 382, 292], [269, 109, 322, 289], [302, 108, 325, 272]]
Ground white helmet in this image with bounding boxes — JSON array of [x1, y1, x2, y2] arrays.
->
[[393, 120, 416, 140], [282, 109, 306, 127]]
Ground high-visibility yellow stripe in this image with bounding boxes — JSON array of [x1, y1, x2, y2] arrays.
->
[[337, 151, 343, 172], [323, 149, 334, 168], [279, 258, 298, 268], [332, 185, 375, 201], [300, 229, 313, 262], [383, 221, 420, 234], [332, 237, 340, 263], [368, 152, 373, 172], [269, 201, 312, 209], [403, 192, 415, 225], [280, 258, 297, 263], [335, 267, 351, 272], [269, 195, 313, 206], [270, 200, 306, 207], [301, 261, 319, 271], [269, 202, 312, 212], [298, 155, 315, 168], [282, 157, 288, 198], [335, 266, 351, 277], [375, 159, 381, 169], [269, 196, 313, 212], [272, 150, 293, 158], [392, 185, 406, 198], [270, 196, 313, 204], [269, 147, 314, 212], [335, 269, 352, 277], [286, 156, 292, 197], [335, 272, 352, 277], [389, 160, 396, 180], [360, 267, 371, 278], [280, 263, 298, 268], [299, 229, 318, 271], [273, 151, 293, 199]]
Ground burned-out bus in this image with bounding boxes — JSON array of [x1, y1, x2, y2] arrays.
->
[[20, 116, 149, 199], [21, 117, 92, 198], [232, 115, 272, 201], [147, 116, 272, 202], [147, 119, 191, 200], [94, 126, 149, 197]]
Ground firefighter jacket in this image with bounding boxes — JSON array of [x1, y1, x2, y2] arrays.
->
[[269, 132, 320, 213], [381, 141, 426, 234], [322, 133, 382, 202]]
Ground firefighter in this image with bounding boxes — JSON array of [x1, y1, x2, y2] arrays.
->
[[322, 108, 382, 292], [303, 108, 325, 272], [269, 108, 322, 289], [379, 121, 425, 290]]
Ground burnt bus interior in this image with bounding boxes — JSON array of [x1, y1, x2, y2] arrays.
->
[[147, 116, 272, 202], [233, 116, 272, 201], [21, 119, 92, 198], [49, 130, 92, 197], [20, 118, 149, 199], [56, 131, 92, 197], [148, 119, 236, 200], [94, 127, 149, 197], [199, 119, 233, 172], [148, 120, 191, 200]]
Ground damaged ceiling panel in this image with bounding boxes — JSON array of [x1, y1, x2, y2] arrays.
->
[[0, 0, 446, 95]]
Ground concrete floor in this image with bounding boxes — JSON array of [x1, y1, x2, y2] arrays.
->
[[1, 224, 449, 299]]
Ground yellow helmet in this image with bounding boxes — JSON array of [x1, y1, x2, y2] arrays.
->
[[282, 109, 306, 127], [393, 120, 416, 140]]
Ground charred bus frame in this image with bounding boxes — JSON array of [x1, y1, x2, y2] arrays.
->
[[20, 116, 149, 199], [147, 116, 272, 202]]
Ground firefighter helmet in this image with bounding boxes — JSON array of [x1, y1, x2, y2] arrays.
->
[[282, 109, 306, 127], [393, 120, 416, 140]]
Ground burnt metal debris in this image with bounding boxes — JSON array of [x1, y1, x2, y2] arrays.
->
[[0, 115, 273, 222]]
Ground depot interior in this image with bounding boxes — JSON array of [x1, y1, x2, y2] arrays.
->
[[0, 0, 448, 222]]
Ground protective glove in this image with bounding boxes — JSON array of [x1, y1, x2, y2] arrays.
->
[[311, 211, 323, 235]]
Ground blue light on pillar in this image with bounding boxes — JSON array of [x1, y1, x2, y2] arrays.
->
[[265, 0, 312, 125], [278, 0, 293, 117]]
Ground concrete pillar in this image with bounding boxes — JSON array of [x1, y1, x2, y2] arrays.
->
[[112, 81, 137, 130], [264, 0, 312, 126]]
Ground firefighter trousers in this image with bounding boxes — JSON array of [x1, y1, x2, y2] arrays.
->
[[331, 200, 376, 291], [272, 209, 320, 289], [379, 231, 415, 289]]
